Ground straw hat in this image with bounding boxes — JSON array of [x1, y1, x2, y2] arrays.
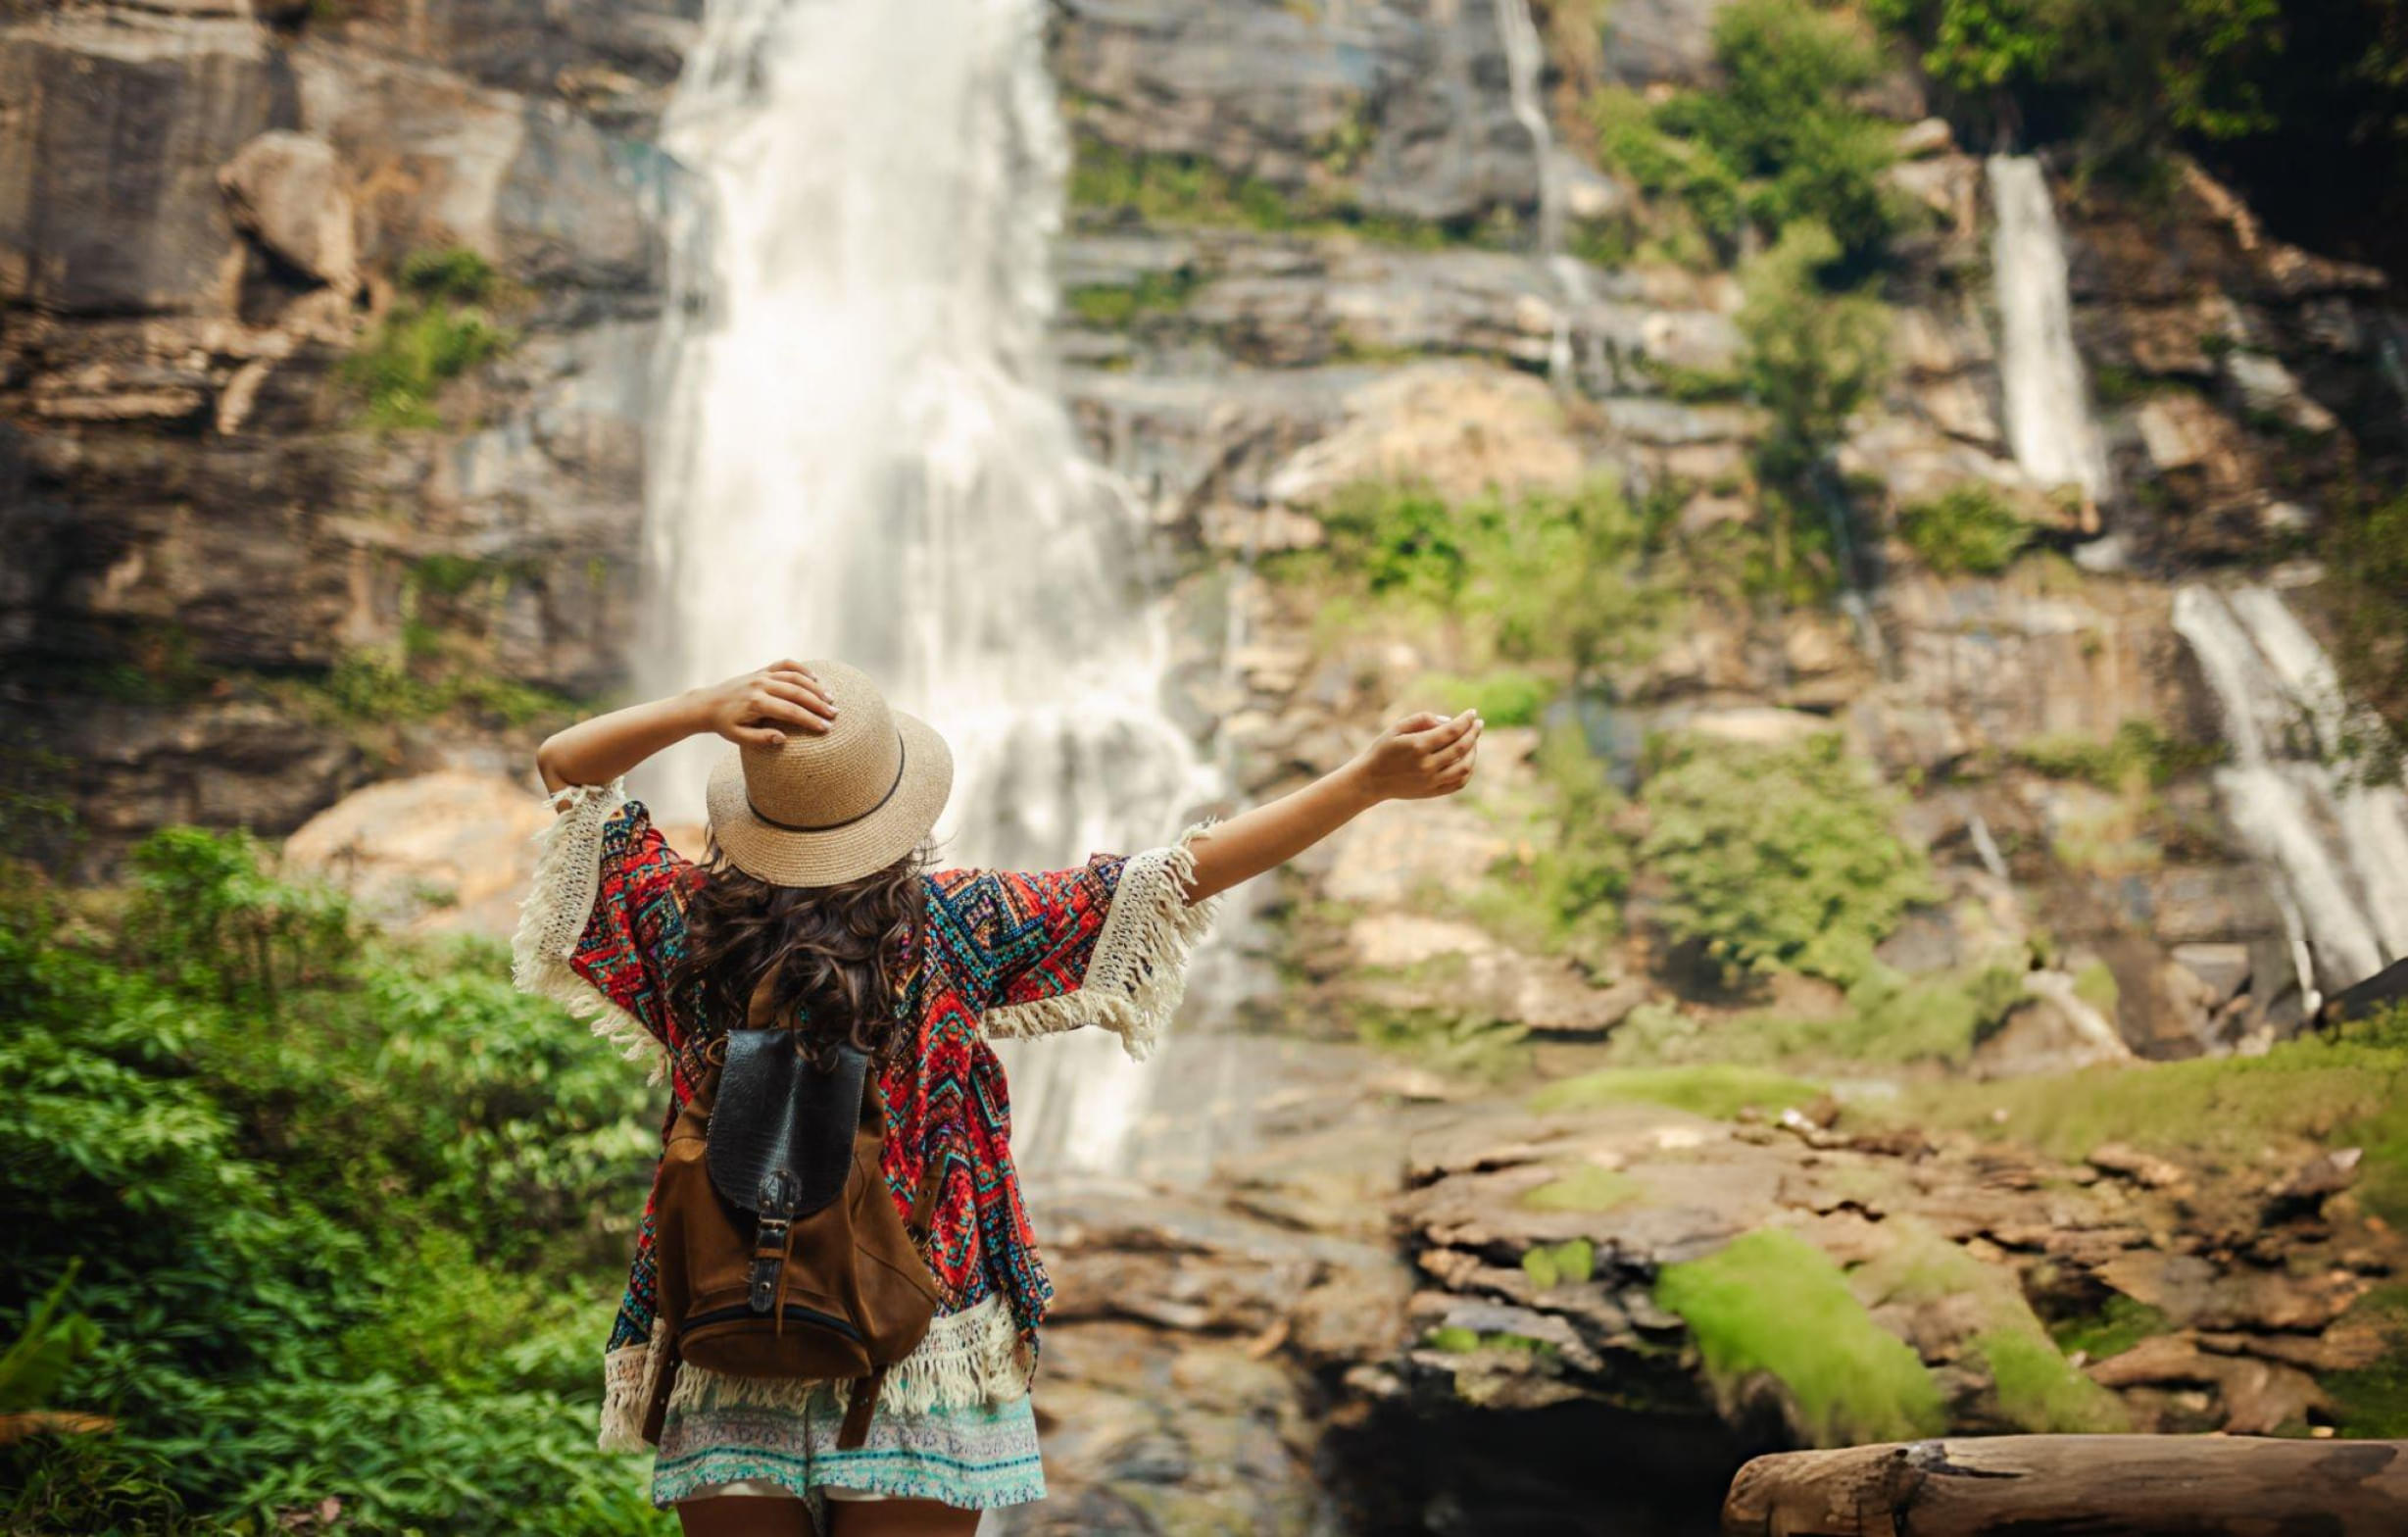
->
[[704, 660, 953, 887]]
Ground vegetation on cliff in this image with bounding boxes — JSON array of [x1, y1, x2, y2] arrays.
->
[[0, 835, 660, 1534]]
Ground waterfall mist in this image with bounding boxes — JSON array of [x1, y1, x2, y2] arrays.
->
[[637, 0, 1223, 1170]]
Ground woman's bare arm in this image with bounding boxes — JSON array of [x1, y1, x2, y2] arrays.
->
[[534, 662, 837, 795], [1181, 709, 1483, 904]]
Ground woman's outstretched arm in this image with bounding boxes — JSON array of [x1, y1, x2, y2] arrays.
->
[[1180, 708, 1483, 904], [534, 662, 837, 794]]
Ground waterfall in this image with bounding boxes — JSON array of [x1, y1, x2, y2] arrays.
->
[[1987, 156, 2111, 503], [2172, 584, 2408, 1002], [639, 0, 1221, 1170], [1494, 0, 1593, 386]]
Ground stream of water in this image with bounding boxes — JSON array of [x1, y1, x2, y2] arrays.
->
[[1988, 155, 2111, 505], [2173, 584, 2408, 1003], [637, 0, 1222, 1170]]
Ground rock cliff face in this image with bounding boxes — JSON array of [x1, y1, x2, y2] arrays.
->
[[1, 0, 684, 865], [18, 0, 2408, 1532]]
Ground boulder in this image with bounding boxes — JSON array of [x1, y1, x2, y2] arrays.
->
[[282, 771, 553, 936], [1262, 361, 1591, 507], [219, 131, 361, 294]]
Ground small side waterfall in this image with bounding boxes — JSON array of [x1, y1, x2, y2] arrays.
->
[[639, 0, 1221, 1170], [1988, 155, 2111, 504], [1494, 0, 1593, 386], [2173, 584, 2408, 1002]]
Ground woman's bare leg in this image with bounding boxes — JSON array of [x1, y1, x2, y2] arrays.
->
[[677, 1497, 818, 1537], [826, 1498, 980, 1536]]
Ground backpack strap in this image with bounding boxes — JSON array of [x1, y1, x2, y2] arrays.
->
[[837, 1364, 887, 1451]]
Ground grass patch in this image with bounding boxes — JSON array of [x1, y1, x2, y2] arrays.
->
[[1891, 1006, 2408, 1222], [280, 653, 576, 733], [1418, 669, 1555, 729], [1533, 1064, 1824, 1121], [1520, 1165, 1643, 1214], [1352, 999, 1532, 1084], [1063, 267, 1200, 326], [2012, 719, 2227, 791], [2324, 1286, 2408, 1437], [1656, 1228, 1945, 1446], [1639, 732, 1938, 988], [1897, 485, 2036, 576]]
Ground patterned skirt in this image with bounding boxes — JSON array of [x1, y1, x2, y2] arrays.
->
[[650, 1385, 1046, 1521]]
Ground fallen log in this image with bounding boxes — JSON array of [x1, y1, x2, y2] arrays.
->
[[1722, 1434, 2408, 1535]]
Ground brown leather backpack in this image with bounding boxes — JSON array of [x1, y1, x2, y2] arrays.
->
[[639, 974, 941, 1448]]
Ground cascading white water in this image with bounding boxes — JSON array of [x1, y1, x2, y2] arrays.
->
[[2173, 584, 2408, 1003], [1494, 0, 1593, 387], [639, 0, 1221, 1169], [1988, 155, 2111, 503]]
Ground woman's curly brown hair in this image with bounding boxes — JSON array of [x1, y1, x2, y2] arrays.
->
[[666, 840, 929, 1064]]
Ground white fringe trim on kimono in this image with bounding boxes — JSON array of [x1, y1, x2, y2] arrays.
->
[[597, 1295, 1034, 1451], [509, 778, 671, 1083], [979, 820, 1223, 1062]]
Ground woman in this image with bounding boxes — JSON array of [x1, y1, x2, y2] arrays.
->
[[513, 658, 1482, 1536]]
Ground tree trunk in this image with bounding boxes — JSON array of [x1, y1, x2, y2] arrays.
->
[[1722, 1434, 2408, 1536]]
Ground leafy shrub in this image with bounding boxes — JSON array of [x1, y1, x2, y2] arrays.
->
[[1067, 136, 1468, 249], [1739, 222, 1892, 487], [1602, 964, 2028, 1070], [1897, 484, 2036, 574], [2330, 488, 2408, 764], [341, 248, 514, 432], [2011, 718, 2226, 790], [1466, 724, 1634, 967], [296, 652, 577, 731], [1638, 733, 1938, 987], [0, 837, 664, 1533], [1296, 477, 1659, 673], [1419, 669, 1554, 728]]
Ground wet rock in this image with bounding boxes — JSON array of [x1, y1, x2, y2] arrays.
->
[[1597, 0, 1732, 87], [2087, 1142, 2191, 1190]]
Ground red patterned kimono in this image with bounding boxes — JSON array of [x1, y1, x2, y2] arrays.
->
[[511, 780, 1218, 1450]]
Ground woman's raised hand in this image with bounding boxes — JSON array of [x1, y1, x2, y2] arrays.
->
[[1351, 709, 1483, 803], [696, 661, 838, 749]]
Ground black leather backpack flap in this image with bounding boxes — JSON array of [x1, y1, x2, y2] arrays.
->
[[706, 1030, 868, 1218]]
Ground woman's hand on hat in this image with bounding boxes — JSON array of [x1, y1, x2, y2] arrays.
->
[[1350, 709, 1482, 803], [693, 661, 837, 749]]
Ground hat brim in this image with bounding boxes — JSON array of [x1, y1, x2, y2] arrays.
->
[[705, 710, 953, 887]]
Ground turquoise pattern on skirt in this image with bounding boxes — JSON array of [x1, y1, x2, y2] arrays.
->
[[650, 1388, 1045, 1518]]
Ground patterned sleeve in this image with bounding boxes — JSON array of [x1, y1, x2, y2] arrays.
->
[[511, 779, 695, 1081], [934, 822, 1222, 1063]]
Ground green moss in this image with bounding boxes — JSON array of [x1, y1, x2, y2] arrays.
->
[[1352, 999, 1532, 1083], [1520, 1165, 1643, 1214], [1897, 485, 2036, 575], [1638, 732, 1938, 988], [2071, 959, 2120, 1018], [2324, 1287, 2408, 1436], [1532, 1064, 1824, 1121], [396, 247, 497, 304], [1063, 267, 1199, 326], [2047, 1294, 2172, 1363], [1851, 1220, 2127, 1432], [1656, 1228, 1945, 1446], [287, 654, 576, 732], [1522, 1238, 1598, 1288], [1423, 1325, 1481, 1354]]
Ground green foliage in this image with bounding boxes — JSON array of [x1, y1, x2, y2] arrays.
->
[[0, 1264, 102, 1414], [2012, 718, 2226, 790], [1063, 267, 1200, 327], [1067, 135, 1471, 249], [0, 835, 664, 1533], [1739, 223, 1892, 487], [341, 249, 514, 432], [1638, 733, 1938, 987], [2324, 1286, 2408, 1437], [1418, 669, 1553, 729], [1897, 485, 2037, 575], [1351, 995, 1533, 1084], [1286, 477, 1659, 674], [1531, 1064, 1826, 1120], [2329, 488, 2408, 765], [292, 652, 577, 731], [1870, 0, 2282, 157], [1595, 0, 1904, 266], [1465, 725, 1634, 968], [1655, 1229, 1946, 1446]]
